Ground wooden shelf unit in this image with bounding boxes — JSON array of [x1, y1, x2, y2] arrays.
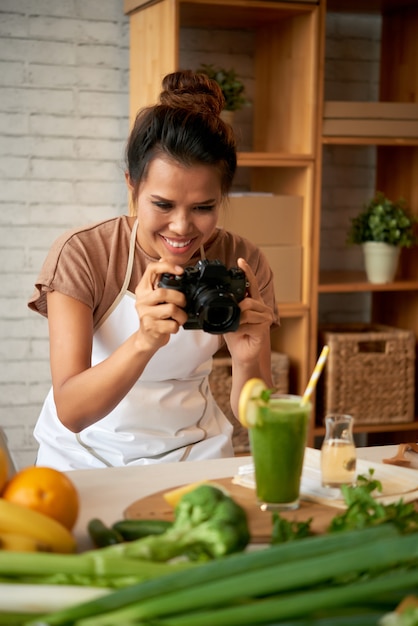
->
[[316, 0, 418, 446], [124, 0, 418, 446]]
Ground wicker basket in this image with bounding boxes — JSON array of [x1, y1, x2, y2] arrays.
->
[[319, 324, 415, 425], [209, 351, 289, 453]]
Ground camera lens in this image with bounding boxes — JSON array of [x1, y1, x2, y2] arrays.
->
[[206, 304, 235, 326], [194, 290, 241, 334]]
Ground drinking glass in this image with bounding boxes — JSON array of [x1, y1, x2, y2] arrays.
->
[[249, 394, 311, 511]]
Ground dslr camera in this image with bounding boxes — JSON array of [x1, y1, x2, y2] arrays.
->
[[158, 259, 247, 334]]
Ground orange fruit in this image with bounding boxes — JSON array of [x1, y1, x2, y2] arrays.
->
[[2, 466, 79, 530], [0, 449, 8, 494]]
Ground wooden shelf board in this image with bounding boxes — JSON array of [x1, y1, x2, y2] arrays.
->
[[124, 0, 317, 21], [322, 136, 418, 147], [326, 0, 418, 13], [276, 302, 309, 318], [314, 421, 418, 437], [238, 152, 314, 167], [318, 271, 418, 293], [179, 0, 316, 28]]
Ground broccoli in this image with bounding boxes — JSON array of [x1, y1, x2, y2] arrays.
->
[[123, 484, 251, 562]]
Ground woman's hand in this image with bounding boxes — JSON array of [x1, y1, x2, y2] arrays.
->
[[224, 258, 275, 417], [224, 258, 275, 364], [134, 260, 188, 352]]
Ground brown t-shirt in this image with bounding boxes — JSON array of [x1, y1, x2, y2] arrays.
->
[[28, 215, 279, 328]]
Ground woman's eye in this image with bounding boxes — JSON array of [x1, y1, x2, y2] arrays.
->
[[151, 201, 216, 212], [153, 201, 173, 210], [195, 204, 216, 212]]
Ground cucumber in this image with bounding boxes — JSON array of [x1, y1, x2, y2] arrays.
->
[[88, 518, 124, 547], [112, 519, 173, 541]]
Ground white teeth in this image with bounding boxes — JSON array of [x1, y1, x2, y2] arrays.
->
[[163, 237, 192, 248]]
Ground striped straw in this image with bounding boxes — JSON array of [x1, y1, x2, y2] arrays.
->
[[301, 345, 330, 406]]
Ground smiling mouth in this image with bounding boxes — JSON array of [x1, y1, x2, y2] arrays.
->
[[161, 236, 194, 249]]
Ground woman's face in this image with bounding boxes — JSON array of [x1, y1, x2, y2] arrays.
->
[[132, 156, 222, 264]]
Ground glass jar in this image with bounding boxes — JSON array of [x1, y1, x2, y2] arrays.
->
[[321, 414, 356, 488]]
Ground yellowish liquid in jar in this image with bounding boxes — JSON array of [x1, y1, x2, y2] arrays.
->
[[321, 439, 356, 488]]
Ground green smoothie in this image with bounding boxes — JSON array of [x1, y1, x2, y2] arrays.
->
[[249, 395, 311, 510]]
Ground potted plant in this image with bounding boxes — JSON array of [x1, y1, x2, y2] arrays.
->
[[197, 64, 250, 121], [347, 191, 418, 283]]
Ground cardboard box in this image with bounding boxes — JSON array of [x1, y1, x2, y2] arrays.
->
[[218, 194, 303, 302], [323, 101, 418, 137], [260, 245, 302, 303], [218, 193, 303, 302], [219, 194, 303, 245]]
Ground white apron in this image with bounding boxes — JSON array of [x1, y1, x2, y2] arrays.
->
[[34, 221, 233, 471]]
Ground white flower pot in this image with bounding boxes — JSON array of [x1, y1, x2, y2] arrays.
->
[[362, 242, 400, 284]]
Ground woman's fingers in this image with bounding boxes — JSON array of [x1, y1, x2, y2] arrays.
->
[[238, 298, 275, 329], [135, 260, 188, 345], [237, 258, 260, 299]]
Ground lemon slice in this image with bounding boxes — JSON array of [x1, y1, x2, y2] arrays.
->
[[163, 480, 230, 507], [163, 481, 206, 507], [238, 377, 268, 428]]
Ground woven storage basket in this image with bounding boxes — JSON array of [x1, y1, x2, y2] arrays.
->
[[209, 351, 289, 453], [319, 324, 415, 425]]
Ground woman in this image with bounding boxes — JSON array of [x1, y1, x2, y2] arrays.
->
[[28, 70, 278, 470]]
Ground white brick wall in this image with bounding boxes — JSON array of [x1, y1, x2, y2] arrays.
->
[[0, 3, 380, 468], [0, 0, 129, 469]]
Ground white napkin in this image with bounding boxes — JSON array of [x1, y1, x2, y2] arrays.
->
[[233, 447, 418, 509]]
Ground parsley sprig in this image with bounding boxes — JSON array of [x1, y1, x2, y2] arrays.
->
[[271, 469, 418, 544], [329, 470, 418, 534]]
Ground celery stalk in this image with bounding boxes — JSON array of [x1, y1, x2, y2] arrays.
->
[[0, 612, 42, 625], [0, 549, 193, 586]]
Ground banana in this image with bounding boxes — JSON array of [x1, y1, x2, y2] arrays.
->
[[0, 531, 51, 552], [0, 498, 76, 553]]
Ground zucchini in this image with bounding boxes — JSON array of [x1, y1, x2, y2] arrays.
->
[[112, 519, 173, 541]]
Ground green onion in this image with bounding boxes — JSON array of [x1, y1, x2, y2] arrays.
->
[[155, 568, 418, 626], [73, 530, 418, 625], [0, 584, 111, 613]]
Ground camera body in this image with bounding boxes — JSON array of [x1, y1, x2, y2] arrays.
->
[[158, 259, 247, 334]]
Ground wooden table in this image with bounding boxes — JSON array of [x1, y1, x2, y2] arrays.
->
[[66, 445, 405, 551]]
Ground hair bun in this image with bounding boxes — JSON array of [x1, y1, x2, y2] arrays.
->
[[159, 70, 225, 116]]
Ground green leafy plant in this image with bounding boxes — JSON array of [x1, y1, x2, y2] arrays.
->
[[197, 63, 250, 111], [347, 191, 418, 248]]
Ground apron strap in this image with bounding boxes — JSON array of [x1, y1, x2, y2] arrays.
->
[[121, 219, 139, 294], [94, 219, 139, 331]]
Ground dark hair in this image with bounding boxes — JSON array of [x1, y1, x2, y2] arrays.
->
[[125, 70, 237, 207]]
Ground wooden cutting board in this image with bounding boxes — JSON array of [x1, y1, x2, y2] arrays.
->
[[124, 478, 342, 543]]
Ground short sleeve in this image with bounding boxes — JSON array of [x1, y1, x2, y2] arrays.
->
[[28, 217, 131, 321], [28, 232, 100, 317]]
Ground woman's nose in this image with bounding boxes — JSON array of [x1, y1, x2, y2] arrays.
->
[[170, 211, 192, 235]]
